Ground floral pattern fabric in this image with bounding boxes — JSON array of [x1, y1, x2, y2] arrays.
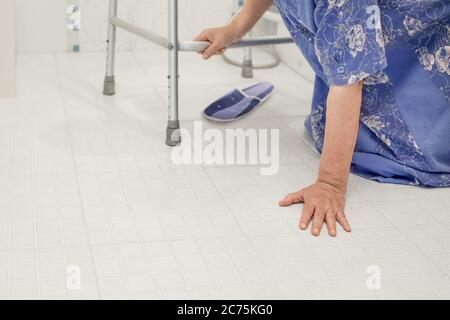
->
[[275, 0, 450, 187]]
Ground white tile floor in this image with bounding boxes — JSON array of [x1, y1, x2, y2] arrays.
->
[[1, 47, 450, 300]]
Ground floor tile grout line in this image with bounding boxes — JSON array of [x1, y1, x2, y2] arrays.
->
[[121, 50, 278, 297], [102, 49, 224, 297], [53, 53, 103, 300], [202, 168, 296, 299], [47, 170, 71, 298], [57, 50, 178, 298], [362, 192, 450, 292], [30, 150, 41, 298], [132, 50, 312, 121], [97, 125, 172, 300], [201, 168, 445, 295], [5, 130, 13, 297], [4, 223, 450, 252], [5, 52, 450, 299], [130, 50, 170, 115], [132, 49, 312, 97], [279, 110, 450, 294]]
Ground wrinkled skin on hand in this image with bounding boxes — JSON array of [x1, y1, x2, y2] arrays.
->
[[279, 182, 351, 237]]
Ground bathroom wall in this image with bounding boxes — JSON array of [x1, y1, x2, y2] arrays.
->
[[14, 0, 233, 53], [0, 0, 16, 97], [14, 0, 314, 81]]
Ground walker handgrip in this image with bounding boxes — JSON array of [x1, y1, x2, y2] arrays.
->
[[179, 36, 294, 52], [178, 41, 211, 52]]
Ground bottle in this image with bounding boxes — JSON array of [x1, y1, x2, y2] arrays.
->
[[66, 0, 81, 52]]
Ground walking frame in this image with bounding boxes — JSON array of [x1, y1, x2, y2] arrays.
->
[[103, 0, 293, 146]]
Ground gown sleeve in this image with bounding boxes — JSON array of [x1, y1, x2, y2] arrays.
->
[[314, 0, 388, 86]]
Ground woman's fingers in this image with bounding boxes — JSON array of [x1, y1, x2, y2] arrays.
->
[[325, 210, 337, 237], [299, 203, 314, 230], [194, 27, 232, 59], [336, 211, 352, 232], [193, 32, 211, 56], [202, 42, 222, 59], [311, 208, 326, 236], [193, 30, 219, 59], [193, 30, 209, 42], [212, 48, 226, 56], [279, 190, 304, 207], [279, 183, 348, 237]]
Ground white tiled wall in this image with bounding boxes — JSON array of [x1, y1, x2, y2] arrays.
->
[[14, 0, 314, 81], [14, 0, 234, 53], [16, 0, 313, 81]]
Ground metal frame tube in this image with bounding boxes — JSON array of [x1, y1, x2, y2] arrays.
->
[[166, 0, 181, 146], [110, 17, 169, 48], [102, 0, 294, 145], [107, 18, 293, 54], [106, 0, 118, 76], [242, 29, 254, 78], [103, 0, 118, 95]]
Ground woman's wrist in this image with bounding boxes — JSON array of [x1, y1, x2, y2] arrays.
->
[[316, 84, 363, 195], [317, 170, 349, 194], [226, 22, 244, 43], [228, 14, 252, 42], [228, 2, 268, 41]]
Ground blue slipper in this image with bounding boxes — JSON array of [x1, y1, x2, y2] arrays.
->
[[203, 81, 274, 122]]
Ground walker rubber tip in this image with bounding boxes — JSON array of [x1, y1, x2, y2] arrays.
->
[[103, 75, 116, 96], [241, 59, 254, 79], [166, 120, 182, 147]]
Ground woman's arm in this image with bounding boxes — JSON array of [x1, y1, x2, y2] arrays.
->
[[319, 83, 363, 191], [194, 0, 273, 59], [228, 0, 274, 40], [280, 82, 363, 237]]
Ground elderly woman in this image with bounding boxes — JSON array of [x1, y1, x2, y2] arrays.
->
[[195, 0, 450, 237]]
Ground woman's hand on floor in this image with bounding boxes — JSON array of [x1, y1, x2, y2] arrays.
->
[[279, 182, 351, 237], [281, 83, 361, 237]]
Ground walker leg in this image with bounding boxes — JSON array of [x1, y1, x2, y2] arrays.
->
[[166, 0, 181, 147], [103, 0, 118, 96], [241, 47, 254, 79], [241, 30, 254, 79]]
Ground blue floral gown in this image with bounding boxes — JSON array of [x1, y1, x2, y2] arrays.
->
[[274, 0, 450, 187]]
